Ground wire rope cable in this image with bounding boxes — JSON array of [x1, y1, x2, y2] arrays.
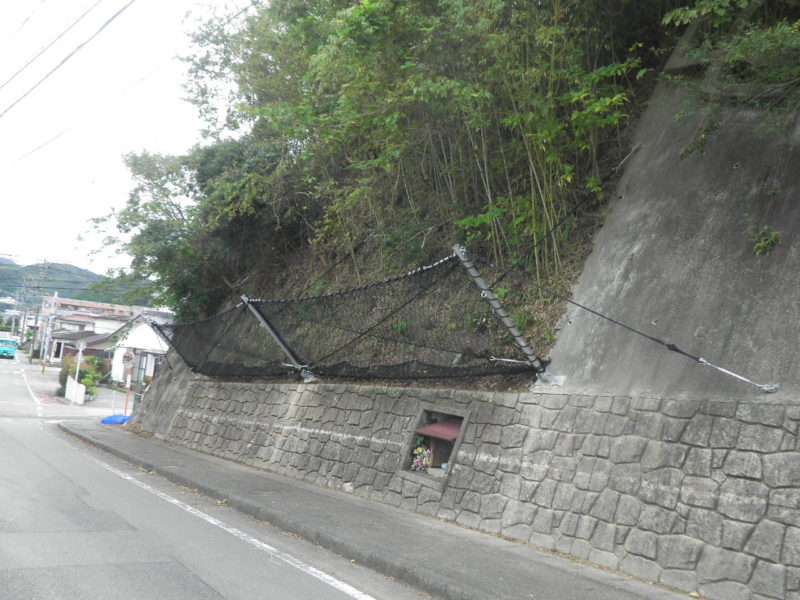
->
[[467, 251, 779, 393]]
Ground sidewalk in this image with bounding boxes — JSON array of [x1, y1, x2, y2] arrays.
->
[[58, 421, 687, 600], [19, 352, 130, 413]]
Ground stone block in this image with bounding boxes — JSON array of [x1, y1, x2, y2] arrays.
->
[[639, 468, 683, 509], [749, 560, 787, 599], [641, 441, 687, 470], [684, 448, 712, 476], [573, 456, 595, 491], [533, 479, 557, 507], [575, 515, 598, 540], [662, 417, 689, 442], [480, 493, 508, 519], [502, 522, 532, 543], [620, 554, 662, 582], [719, 478, 769, 522], [686, 509, 724, 546], [549, 456, 577, 482], [552, 406, 579, 433], [662, 399, 698, 418], [481, 425, 503, 444], [784, 527, 800, 566], [699, 581, 752, 600], [540, 394, 569, 410], [681, 414, 714, 447], [721, 520, 753, 551], [604, 413, 631, 436], [499, 472, 522, 500], [589, 459, 611, 492], [615, 495, 641, 526], [473, 445, 501, 475], [701, 399, 737, 417], [631, 396, 661, 412], [553, 432, 579, 456], [738, 423, 784, 453], [501, 499, 536, 529], [551, 482, 576, 510], [494, 392, 520, 408], [681, 476, 718, 508], [659, 569, 697, 593], [634, 412, 665, 439], [736, 403, 785, 426], [523, 430, 559, 452], [593, 396, 613, 412], [532, 508, 555, 534], [571, 539, 593, 560], [625, 529, 658, 559], [657, 535, 703, 569], [591, 521, 616, 551], [608, 464, 642, 495], [789, 566, 800, 591], [609, 436, 648, 464], [584, 488, 617, 521], [573, 409, 599, 435], [569, 394, 596, 408], [470, 471, 498, 494], [611, 397, 631, 415], [697, 546, 756, 583], [723, 450, 763, 479], [560, 512, 580, 536], [500, 424, 528, 449], [764, 453, 800, 487], [460, 490, 482, 513], [744, 520, 785, 561], [589, 548, 620, 570], [455, 510, 482, 529], [497, 447, 523, 474], [638, 504, 678, 534], [770, 489, 800, 526]]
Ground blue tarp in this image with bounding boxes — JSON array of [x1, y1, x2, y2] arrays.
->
[[101, 414, 130, 424]]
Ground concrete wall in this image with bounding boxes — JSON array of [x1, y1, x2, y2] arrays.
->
[[132, 374, 800, 600]]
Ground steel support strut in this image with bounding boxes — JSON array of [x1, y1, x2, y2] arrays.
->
[[241, 295, 316, 383], [452, 245, 561, 386]]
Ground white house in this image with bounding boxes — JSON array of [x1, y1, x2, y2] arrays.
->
[[106, 316, 170, 384]]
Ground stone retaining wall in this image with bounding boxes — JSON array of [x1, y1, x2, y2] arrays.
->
[[134, 377, 800, 600]]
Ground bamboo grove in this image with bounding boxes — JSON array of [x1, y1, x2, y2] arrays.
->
[[94, 0, 800, 320]]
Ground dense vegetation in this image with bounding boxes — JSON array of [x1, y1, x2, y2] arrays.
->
[[95, 0, 799, 323]]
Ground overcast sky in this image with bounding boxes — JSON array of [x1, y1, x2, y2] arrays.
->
[[0, 0, 252, 274]]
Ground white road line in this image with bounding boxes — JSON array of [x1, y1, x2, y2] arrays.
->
[[19, 367, 44, 417], [92, 457, 378, 600]]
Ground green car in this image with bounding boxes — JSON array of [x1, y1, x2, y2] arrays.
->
[[0, 338, 18, 359]]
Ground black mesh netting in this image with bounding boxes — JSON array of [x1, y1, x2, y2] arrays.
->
[[154, 253, 544, 380]]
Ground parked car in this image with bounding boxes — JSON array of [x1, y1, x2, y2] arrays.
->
[[0, 337, 18, 359]]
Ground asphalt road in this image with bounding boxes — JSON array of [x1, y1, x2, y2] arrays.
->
[[0, 355, 437, 600]]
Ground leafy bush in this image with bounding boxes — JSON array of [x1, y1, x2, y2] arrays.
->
[[59, 354, 106, 396], [717, 20, 800, 84]]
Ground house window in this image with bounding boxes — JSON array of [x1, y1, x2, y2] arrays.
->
[[408, 411, 464, 478]]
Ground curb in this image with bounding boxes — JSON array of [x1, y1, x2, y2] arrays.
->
[[58, 422, 478, 600]]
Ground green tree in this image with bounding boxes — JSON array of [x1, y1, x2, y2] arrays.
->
[[100, 0, 684, 316]]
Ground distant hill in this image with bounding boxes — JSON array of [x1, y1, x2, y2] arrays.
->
[[0, 260, 149, 305]]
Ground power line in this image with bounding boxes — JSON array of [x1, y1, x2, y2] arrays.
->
[[7, 0, 260, 163], [0, 0, 107, 94], [0, 0, 47, 54], [0, 0, 139, 122]]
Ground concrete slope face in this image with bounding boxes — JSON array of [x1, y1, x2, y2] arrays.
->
[[549, 81, 800, 401]]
